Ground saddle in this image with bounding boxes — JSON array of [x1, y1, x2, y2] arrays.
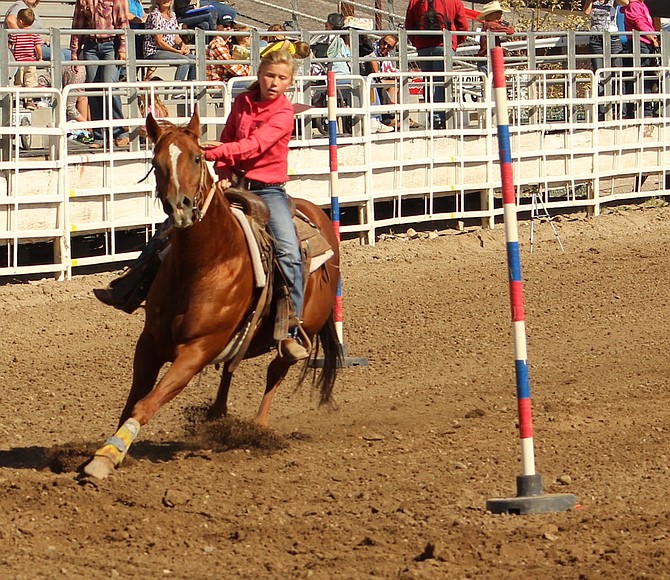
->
[[215, 187, 334, 370]]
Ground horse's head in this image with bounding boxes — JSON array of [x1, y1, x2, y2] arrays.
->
[[146, 108, 210, 229]]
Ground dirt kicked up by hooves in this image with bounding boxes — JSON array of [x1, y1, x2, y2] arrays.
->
[[83, 456, 115, 480]]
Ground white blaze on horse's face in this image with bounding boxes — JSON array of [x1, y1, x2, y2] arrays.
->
[[164, 141, 195, 228], [168, 143, 181, 198]]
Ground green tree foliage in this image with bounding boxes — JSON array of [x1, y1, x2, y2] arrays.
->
[[505, 0, 588, 32]]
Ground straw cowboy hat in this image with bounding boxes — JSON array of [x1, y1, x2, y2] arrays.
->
[[476, 1, 510, 21]]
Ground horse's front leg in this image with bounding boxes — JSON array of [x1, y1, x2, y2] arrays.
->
[[84, 347, 208, 480], [255, 356, 292, 427], [83, 333, 164, 480]]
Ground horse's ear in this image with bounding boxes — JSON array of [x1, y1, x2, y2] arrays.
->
[[146, 112, 162, 144], [186, 106, 200, 138]]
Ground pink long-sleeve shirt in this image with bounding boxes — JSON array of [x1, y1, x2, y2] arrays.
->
[[213, 89, 294, 183], [623, 0, 655, 45]]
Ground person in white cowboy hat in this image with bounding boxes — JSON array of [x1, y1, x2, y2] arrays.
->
[[476, 1, 515, 74]]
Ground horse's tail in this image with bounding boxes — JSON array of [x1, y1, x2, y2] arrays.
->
[[300, 310, 342, 405]]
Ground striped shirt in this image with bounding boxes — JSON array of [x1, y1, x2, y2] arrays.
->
[[9, 32, 42, 61]]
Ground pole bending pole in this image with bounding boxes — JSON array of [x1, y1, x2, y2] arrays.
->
[[312, 71, 367, 368], [486, 47, 575, 515]]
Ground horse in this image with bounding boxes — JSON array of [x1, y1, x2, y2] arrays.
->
[[84, 109, 341, 480]]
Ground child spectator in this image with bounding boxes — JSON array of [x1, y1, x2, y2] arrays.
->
[[292, 40, 310, 59], [292, 40, 311, 75], [260, 24, 296, 56], [476, 1, 515, 74], [9, 8, 42, 109], [231, 28, 251, 61]]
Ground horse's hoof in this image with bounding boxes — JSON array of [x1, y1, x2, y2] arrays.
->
[[83, 456, 115, 480]]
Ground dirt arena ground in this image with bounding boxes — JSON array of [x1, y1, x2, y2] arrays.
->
[[1, 202, 670, 579]]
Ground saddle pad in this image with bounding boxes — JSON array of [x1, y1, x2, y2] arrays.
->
[[231, 207, 334, 289], [231, 207, 266, 288]]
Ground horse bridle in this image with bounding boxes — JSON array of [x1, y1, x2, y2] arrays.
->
[[138, 138, 217, 224]]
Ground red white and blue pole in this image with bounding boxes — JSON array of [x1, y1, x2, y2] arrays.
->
[[321, 70, 367, 368], [326, 70, 344, 343], [486, 47, 576, 515]]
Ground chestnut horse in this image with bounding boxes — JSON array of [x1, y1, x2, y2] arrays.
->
[[84, 110, 341, 480]]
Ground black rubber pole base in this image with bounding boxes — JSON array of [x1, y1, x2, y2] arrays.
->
[[487, 474, 577, 515], [309, 343, 369, 369]]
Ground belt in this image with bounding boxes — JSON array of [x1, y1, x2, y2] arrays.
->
[[86, 36, 115, 44], [246, 179, 286, 190]]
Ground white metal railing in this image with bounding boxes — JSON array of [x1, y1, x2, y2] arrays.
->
[[1, 67, 670, 279]]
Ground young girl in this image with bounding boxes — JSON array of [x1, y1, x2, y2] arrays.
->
[[203, 50, 308, 362]]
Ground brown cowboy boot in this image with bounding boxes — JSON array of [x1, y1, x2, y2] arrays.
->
[[279, 337, 310, 363], [93, 251, 162, 314]]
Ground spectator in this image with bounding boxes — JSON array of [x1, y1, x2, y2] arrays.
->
[[63, 65, 89, 122], [198, 0, 236, 23], [70, 0, 129, 148], [8, 7, 42, 109], [4, 0, 71, 64], [369, 34, 403, 131], [477, 1, 515, 74], [584, 0, 628, 120], [206, 15, 251, 83], [293, 40, 310, 59], [260, 24, 295, 56], [231, 29, 251, 62], [144, 0, 196, 82], [324, 13, 350, 76], [126, 0, 147, 68], [584, 0, 628, 71], [63, 64, 94, 143], [405, 0, 469, 129], [622, 0, 660, 117]]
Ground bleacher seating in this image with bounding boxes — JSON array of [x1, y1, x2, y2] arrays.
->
[[1, 0, 75, 30]]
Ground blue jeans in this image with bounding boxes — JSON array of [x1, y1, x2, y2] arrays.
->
[[417, 45, 446, 105], [255, 185, 304, 322], [82, 39, 127, 142], [589, 36, 623, 72], [149, 50, 196, 81], [639, 41, 658, 117], [42, 46, 72, 63]]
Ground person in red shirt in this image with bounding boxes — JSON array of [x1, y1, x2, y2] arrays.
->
[[202, 50, 308, 361], [405, 0, 469, 128], [476, 1, 515, 74], [623, 0, 660, 117]]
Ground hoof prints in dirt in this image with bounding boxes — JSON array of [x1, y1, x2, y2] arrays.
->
[[0, 441, 101, 474], [2, 416, 294, 476], [183, 407, 289, 453]]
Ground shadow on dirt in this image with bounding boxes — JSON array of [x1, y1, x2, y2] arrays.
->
[[0, 415, 296, 474]]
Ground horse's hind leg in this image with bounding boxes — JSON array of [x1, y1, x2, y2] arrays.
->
[[255, 356, 292, 427], [208, 363, 233, 420]]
